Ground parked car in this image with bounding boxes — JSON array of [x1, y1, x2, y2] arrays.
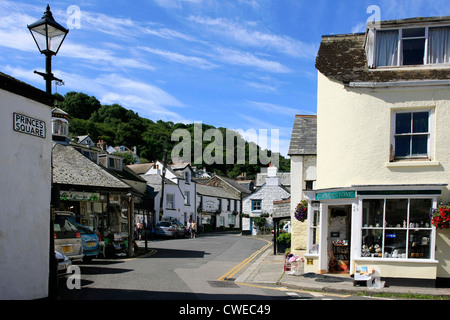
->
[[76, 223, 100, 262], [54, 212, 83, 262], [55, 251, 72, 277], [155, 221, 185, 238]]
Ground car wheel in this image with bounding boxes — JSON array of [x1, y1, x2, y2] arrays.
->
[[83, 256, 93, 263]]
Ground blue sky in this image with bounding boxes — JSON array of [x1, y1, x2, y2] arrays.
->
[[1, 0, 450, 156]]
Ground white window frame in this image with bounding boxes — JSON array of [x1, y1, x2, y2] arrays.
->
[[166, 194, 175, 210], [359, 197, 437, 261], [390, 108, 435, 161], [374, 25, 450, 67], [184, 191, 190, 206], [307, 202, 321, 255], [251, 199, 262, 212]]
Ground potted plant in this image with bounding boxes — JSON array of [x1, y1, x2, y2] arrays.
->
[[432, 204, 450, 229], [277, 232, 291, 254]]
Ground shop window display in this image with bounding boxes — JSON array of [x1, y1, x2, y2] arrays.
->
[[362, 198, 432, 259]]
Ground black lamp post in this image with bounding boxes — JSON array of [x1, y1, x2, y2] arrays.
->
[[28, 4, 68, 94], [28, 4, 68, 299]]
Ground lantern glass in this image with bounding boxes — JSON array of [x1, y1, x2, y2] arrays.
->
[[28, 6, 68, 55]]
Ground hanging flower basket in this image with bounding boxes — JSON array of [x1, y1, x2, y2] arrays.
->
[[294, 200, 308, 222], [431, 204, 450, 229]]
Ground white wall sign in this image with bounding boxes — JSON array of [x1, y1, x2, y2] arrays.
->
[[13, 112, 46, 138]]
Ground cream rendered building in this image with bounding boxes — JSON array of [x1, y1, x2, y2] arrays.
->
[[305, 16, 450, 287], [288, 115, 317, 254]]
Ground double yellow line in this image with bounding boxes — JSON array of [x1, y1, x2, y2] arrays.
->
[[217, 241, 272, 281]]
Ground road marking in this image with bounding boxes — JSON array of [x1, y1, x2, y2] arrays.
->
[[235, 282, 351, 298], [217, 241, 272, 281], [286, 292, 303, 300]]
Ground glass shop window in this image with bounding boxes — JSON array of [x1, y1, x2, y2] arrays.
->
[[361, 198, 433, 260]]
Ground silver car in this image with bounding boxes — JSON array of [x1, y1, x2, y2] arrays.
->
[[155, 221, 185, 238], [55, 251, 72, 277], [54, 212, 83, 262]]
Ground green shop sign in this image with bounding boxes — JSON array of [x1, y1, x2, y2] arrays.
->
[[60, 191, 100, 202], [316, 191, 356, 201]]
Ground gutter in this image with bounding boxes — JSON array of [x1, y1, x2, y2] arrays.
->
[[346, 79, 450, 88]]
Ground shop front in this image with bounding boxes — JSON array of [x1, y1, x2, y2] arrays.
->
[[304, 184, 446, 287]]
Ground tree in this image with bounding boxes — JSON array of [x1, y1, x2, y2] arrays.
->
[[61, 92, 101, 119]]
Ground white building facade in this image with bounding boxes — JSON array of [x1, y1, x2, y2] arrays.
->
[[288, 115, 317, 253], [196, 184, 241, 231], [0, 73, 53, 299], [242, 166, 290, 235]]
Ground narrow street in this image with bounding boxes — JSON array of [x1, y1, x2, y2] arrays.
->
[[57, 232, 381, 303], [59, 232, 285, 300]]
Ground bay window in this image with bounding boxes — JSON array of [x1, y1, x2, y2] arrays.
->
[[374, 25, 450, 67], [361, 198, 433, 260]]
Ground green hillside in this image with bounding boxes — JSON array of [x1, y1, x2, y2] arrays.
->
[[56, 91, 290, 179]]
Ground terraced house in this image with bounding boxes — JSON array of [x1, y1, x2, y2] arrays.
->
[[301, 16, 450, 287]]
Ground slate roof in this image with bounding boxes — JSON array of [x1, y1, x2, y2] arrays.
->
[[256, 172, 291, 187], [288, 115, 317, 156], [127, 163, 154, 175], [214, 175, 253, 195], [197, 184, 240, 200], [52, 143, 130, 190], [315, 16, 450, 84], [0, 71, 53, 106]]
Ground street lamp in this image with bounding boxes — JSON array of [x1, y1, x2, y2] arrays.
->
[[28, 4, 69, 94]]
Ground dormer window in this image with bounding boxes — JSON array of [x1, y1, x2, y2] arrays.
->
[[373, 25, 450, 67]]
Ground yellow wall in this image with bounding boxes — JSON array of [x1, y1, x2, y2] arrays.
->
[[317, 72, 450, 199], [317, 72, 450, 278]]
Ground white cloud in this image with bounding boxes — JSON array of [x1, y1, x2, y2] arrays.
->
[[214, 47, 291, 73], [140, 47, 217, 69], [153, 0, 203, 9], [188, 15, 319, 59], [247, 101, 313, 117], [59, 41, 154, 72], [95, 73, 186, 122]]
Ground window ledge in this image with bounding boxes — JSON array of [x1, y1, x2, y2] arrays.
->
[[371, 64, 450, 71], [386, 160, 440, 168], [355, 257, 438, 264]]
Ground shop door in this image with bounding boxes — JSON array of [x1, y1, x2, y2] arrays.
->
[[328, 205, 351, 274]]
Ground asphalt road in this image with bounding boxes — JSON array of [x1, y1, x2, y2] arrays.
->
[[57, 232, 381, 304], [58, 232, 284, 300]]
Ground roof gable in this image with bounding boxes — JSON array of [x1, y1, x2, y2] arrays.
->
[[288, 115, 317, 156]]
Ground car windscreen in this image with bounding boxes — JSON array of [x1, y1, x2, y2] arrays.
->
[[54, 215, 78, 238], [76, 223, 94, 234], [157, 222, 171, 227]]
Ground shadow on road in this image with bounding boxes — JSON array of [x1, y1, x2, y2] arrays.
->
[[146, 247, 210, 259]]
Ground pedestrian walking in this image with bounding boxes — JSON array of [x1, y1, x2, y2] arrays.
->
[[186, 219, 191, 238], [191, 220, 197, 238], [137, 220, 143, 240]]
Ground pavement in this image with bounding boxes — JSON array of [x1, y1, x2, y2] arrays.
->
[[235, 238, 450, 299]]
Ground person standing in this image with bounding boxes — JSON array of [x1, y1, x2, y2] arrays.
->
[[191, 219, 197, 239], [137, 220, 143, 240], [186, 219, 191, 238]]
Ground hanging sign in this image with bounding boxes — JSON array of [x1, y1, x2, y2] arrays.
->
[[13, 113, 46, 138], [60, 191, 100, 202]]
